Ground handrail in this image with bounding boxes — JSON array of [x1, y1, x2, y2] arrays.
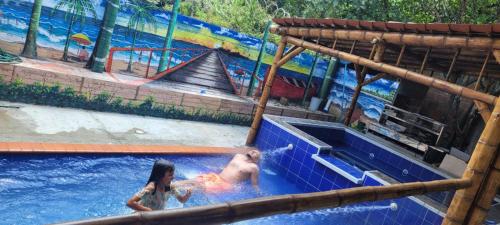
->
[[106, 47, 209, 78], [55, 178, 470, 225], [215, 51, 239, 94], [217, 50, 265, 95]]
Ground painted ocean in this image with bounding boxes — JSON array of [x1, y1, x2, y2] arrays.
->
[[328, 83, 386, 121], [0, 1, 325, 84]]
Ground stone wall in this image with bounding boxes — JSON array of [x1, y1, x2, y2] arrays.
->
[[0, 63, 335, 122]]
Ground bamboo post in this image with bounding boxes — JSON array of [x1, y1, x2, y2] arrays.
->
[[283, 36, 497, 105], [443, 98, 500, 225], [56, 179, 470, 225], [467, 153, 500, 225], [344, 44, 377, 125], [246, 37, 288, 145]]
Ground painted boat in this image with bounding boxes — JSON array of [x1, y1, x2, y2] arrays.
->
[[263, 68, 317, 100]]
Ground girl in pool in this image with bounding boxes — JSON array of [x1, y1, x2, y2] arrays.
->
[[127, 159, 192, 211]]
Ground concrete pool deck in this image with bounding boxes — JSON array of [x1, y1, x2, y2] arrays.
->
[[0, 101, 253, 154]]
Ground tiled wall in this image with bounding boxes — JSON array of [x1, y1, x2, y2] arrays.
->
[[255, 116, 447, 225], [294, 124, 454, 205]]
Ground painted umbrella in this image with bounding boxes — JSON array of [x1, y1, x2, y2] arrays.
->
[[70, 33, 91, 46]]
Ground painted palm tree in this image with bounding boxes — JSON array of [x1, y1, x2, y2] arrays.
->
[[21, 0, 43, 58], [126, 1, 158, 72], [53, 0, 97, 61], [87, 0, 119, 72]]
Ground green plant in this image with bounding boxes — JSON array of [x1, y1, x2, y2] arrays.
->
[[0, 78, 252, 126]]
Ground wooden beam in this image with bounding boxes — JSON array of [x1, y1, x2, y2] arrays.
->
[[493, 50, 500, 64], [362, 45, 406, 86], [445, 48, 461, 81], [344, 44, 377, 125], [474, 100, 492, 122], [443, 98, 500, 225], [277, 47, 305, 67], [474, 51, 491, 91], [362, 73, 385, 86], [56, 179, 470, 225], [272, 27, 500, 50], [419, 47, 432, 74], [246, 36, 288, 145], [284, 36, 497, 105], [472, 51, 493, 122]]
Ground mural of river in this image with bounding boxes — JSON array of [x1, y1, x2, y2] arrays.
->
[[0, 0, 328, 85], [0, 1, 398, 117]]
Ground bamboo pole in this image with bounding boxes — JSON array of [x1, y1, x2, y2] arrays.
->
[[246, 37, 288, 145], [473, 51, 493, 122], [445, 48, 461, 81], [474, 101, 492, 122], [474, 51, 491, 91], [344, 44, 377, 125], [419, 47, 432, 74], [283, 36, 497, 105], [349, 40, 357, 54], [363, 45, 406, 86], [278, 47, 305, 67], [56, 179, 470, 225], [443, 98, 500, 225], [494, 50, 500, 64], [467, 153, 500, 225], [271, 27, 500, 50]]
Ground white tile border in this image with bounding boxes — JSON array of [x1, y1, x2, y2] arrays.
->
[[312, 154, 363, 184]]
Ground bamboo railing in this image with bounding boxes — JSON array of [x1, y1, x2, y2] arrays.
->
[[283, 36, 497, 105], [271, 27, 500, 50], [56, 179, 470, 225]]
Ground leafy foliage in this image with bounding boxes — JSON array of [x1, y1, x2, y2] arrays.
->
[[0, 78, 252, 126], [153, 0, 499, 40]]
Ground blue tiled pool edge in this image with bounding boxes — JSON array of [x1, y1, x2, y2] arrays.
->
[[256, 115, 450, 225]]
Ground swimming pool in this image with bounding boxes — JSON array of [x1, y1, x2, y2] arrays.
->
[[0, 153, 398, 225], [255, 115, 451, 225]]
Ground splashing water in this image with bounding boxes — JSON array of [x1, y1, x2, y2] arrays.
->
[[262, 144, 293, 161], [239, 204, 395, 224]]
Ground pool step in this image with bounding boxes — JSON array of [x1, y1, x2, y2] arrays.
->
[[312, 153, 366, 184]]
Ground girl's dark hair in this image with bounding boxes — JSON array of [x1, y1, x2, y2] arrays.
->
[[146, 159, 175, 194]]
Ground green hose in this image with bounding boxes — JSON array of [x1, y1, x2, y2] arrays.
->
[[0, 48, 22, 64]]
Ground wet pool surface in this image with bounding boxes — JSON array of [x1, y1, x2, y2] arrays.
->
[[0, 154, 394, 225]]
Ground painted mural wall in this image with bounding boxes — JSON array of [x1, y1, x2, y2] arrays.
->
[[0, 0, 329, 85], [324, 60, 400, 122]]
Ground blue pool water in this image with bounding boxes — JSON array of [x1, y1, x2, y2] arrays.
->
[[0, 153, 395, 225]]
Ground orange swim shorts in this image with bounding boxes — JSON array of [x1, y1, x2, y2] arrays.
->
[[197, 173, 233, 193]]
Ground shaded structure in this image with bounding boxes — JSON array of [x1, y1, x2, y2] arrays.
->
[[246, 18, 499, 225], [154, 50, 238, 94]]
